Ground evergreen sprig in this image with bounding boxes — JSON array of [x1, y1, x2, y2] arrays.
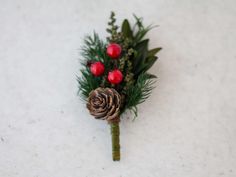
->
[[78, 33, 109, 100], [124, 73, 156, 116], [81, 33, 110, 68]]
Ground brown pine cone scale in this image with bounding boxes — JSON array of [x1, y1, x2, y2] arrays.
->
[[87, 87, 121, 122]]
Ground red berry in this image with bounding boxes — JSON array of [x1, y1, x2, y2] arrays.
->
[[106, 43, 122, 59], [108, 69, 123, 84], [90, 62, 105, 76]]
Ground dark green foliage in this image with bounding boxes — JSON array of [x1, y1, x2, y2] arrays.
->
[[78, 12, 162, 117], [148, 47, 162, 57], [78, 33, 110, 100], [132, 15, 156, 45], [121, 19, 133, 39], [132, 39, 149, 75], [77, 70, 102, 100], [81, 33, 110, 69], [131, 41, 162, 77], [124, 72, 156, 116], [120, 16, 162, 79]]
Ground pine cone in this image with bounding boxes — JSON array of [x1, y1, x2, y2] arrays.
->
[[87, 87, 121, 122]]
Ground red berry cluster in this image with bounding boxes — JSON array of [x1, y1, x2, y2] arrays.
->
[[89, 43, 123, 84]]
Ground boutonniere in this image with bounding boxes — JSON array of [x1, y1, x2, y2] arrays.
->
[[77, 12, 162, 161]]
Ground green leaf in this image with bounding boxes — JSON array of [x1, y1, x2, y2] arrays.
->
[[143, 56, 158, 72], [122, 19, 133, 38], [145, 55, 158, 63], [148, 47, 162, 57], [135, 56, 158, 75], [133, 39, 149, 72]]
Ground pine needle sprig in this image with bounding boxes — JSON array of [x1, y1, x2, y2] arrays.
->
[[77, 70, 101, 101], [124, 73, 156, 116], [81, 33, 107, 62], [78, 33, 109, 100]]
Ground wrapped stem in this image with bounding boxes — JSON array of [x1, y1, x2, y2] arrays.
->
[[110, 121, 120, 161]]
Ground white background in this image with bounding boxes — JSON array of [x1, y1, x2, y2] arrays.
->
[[0, 0, 236, 177]]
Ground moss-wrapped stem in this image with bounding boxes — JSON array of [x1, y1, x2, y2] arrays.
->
[[110, 121, 120, 161]]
